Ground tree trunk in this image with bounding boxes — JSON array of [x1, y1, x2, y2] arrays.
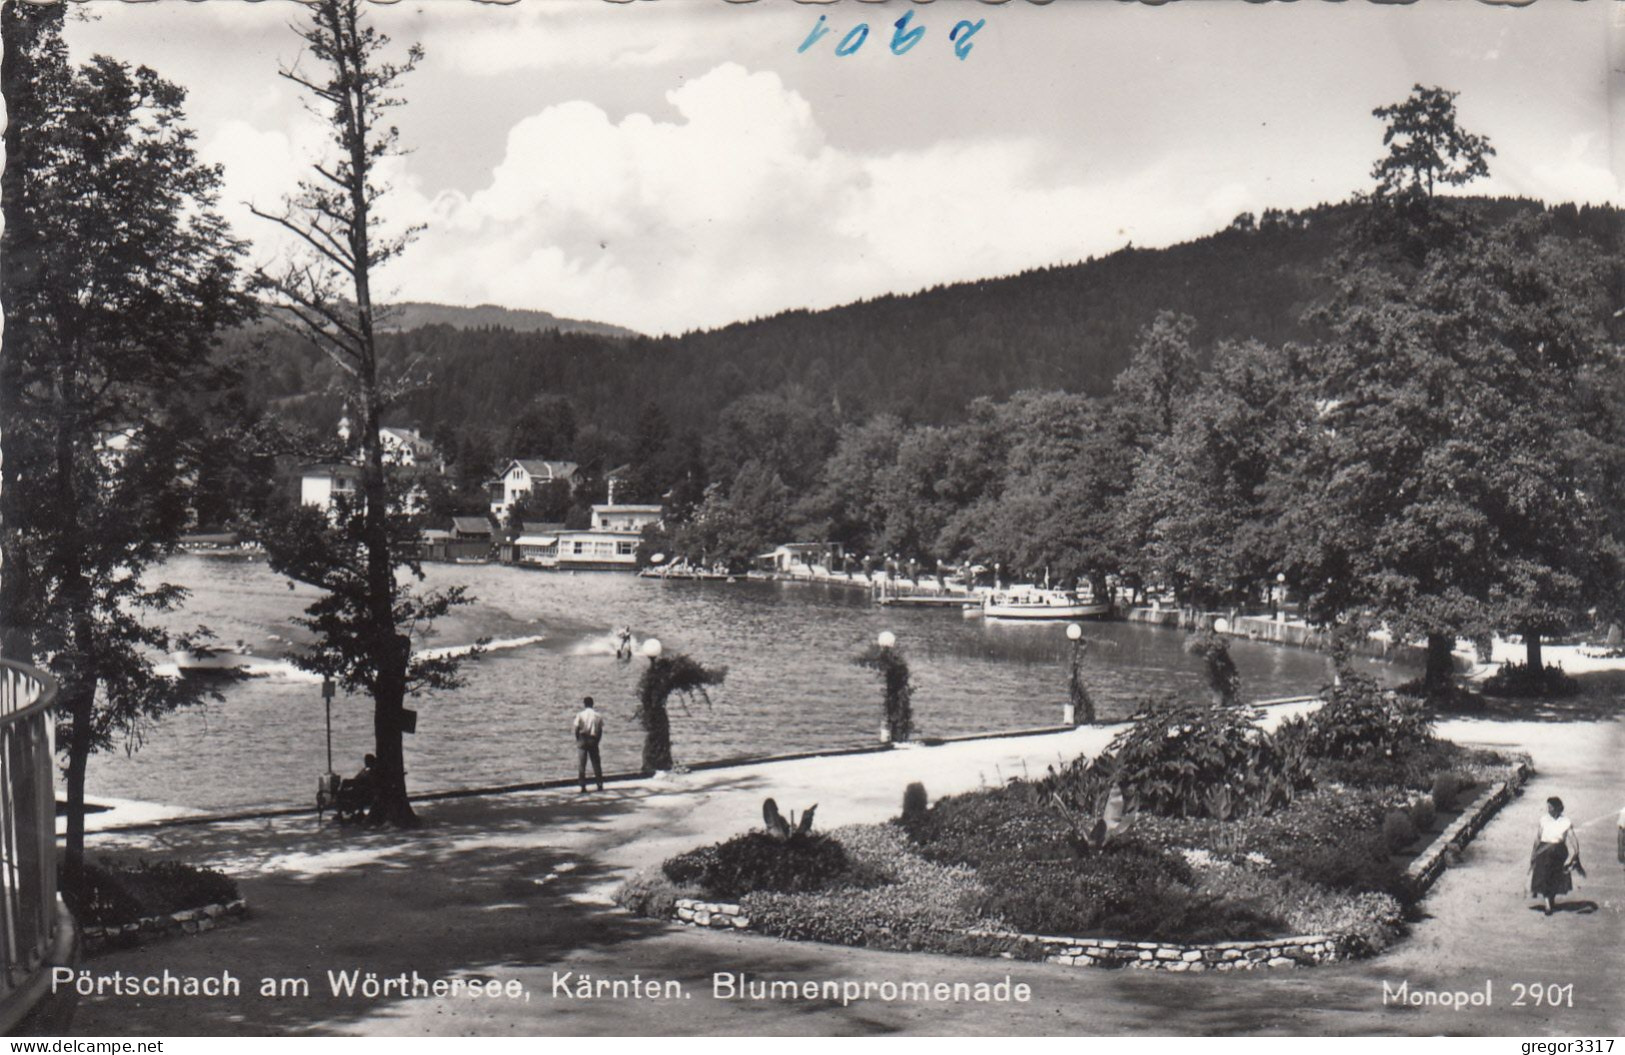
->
[[55, 388, 99, 882], [368, 639, 416, 827], [1423, 632, 1455, 700], [60, 684, 94, 891], [1523, 628, 1542, 672], [362, 387, 415, 827]]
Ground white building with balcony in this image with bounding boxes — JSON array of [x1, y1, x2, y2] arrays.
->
[[488, 459, 578, 520], [514, 504, 662, 570]]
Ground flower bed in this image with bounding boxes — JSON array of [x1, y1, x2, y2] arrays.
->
[[621, 673, 1526, 969], [64, 857, 247, 955], [636, 762, 1525, 972]]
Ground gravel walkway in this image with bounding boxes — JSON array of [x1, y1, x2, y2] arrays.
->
[[60, 708, 1623, 1037]]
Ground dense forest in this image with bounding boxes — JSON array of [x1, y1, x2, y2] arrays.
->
[[236, 196, 1625, 450]]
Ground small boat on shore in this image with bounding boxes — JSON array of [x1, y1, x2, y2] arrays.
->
[[982, 587, 1110, 620], [640, 560, 734, 581], [878, 595, 980, 609]]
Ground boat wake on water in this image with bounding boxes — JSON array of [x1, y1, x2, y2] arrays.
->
[[155, 634, 549, 682], [566, 630, 642, 658], [414, 634, 547, 662]]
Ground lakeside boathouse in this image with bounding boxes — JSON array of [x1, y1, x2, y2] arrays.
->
[[513, 504, 663, 570]]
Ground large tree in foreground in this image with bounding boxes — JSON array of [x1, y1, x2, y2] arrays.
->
[[251, 0, 468, 825], [1280, 86, 1619, 697], [0, 1, 254, 881]]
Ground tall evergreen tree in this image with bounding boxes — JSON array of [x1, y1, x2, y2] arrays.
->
[[250, 0, 468, 825], [0, 2, 254, 880]]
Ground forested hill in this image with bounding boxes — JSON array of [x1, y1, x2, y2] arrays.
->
[[381, 302, 637, 338], [241, 197, 1624, 439]]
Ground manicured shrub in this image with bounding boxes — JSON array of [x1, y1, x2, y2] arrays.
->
[[1308, 672, 1433, 761], [855, 643, 913, 742], [663, 831, 852, 900], [645, 730, 1522, 960], [1482, 661, 1581, 699], [901, 782, 929, 829], [1184, 630, 1240, 705], [1409, 795, 1437, 833], [636, 653, 727, 773], [1382, 810, 1419, 852], [1430, 772, 1462, 811], [61, 863, 146, 928], [63, 858, 239, 927], [661, 845, 719, 887], [616, 870, 697, 918]]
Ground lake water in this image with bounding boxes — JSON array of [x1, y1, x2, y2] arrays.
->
[[89, 555, 1409, 812]]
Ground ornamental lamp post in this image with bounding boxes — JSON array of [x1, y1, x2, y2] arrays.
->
[[641, 637, 663, 660], [1064, 622, 1090, 726], [876, 631, 900, 744]]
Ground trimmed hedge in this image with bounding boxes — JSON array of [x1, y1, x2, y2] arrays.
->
[[1483, 661, 1581, 699], [64, 858, 239, 928]]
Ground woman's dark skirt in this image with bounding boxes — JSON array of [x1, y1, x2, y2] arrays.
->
[[1531, 841, 1573, 898]]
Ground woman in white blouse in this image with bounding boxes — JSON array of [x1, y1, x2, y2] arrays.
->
[[1529, 796, 1581, 916]]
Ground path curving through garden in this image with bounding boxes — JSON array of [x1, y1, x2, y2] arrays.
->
[[62, 709, 1624, 1037]]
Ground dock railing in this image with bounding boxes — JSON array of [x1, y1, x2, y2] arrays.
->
[[0, 659, 62, 1031]]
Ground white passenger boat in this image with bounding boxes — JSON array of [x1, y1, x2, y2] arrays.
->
[[982, 587, 1110, 620]]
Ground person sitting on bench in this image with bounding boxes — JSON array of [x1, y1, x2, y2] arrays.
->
[[336, 753, 378, 822]]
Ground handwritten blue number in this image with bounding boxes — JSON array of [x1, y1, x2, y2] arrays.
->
[[891, 11, 924, 56], [949, 19, 985, 61], [836, 24, 869, 58], [798, 15, 831, 54]]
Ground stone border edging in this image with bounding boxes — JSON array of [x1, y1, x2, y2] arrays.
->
[[81, 898, 249, 955], [668, 759, 1530, 973], [1403, 761, 1530, 893], [674, 898, 751, 930]]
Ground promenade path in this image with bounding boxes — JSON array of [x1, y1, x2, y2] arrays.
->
[[65, 708, 1623, 1037]]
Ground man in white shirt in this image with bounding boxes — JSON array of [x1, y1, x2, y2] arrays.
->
[[573, 696, 605, 793]]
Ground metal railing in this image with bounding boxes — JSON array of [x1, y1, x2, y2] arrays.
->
[[0, 660, 59, 1018]]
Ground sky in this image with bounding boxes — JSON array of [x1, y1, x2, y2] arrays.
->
[[60, 0, 1623, 337]]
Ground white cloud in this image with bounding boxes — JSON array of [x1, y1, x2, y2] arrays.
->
[[366, 62, 1282, 334], [388, 63, 872, 332], [205, 57, 1620, 338], [1518, 133, 1623, 206]]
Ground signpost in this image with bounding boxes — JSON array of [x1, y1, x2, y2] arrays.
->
[[318, 677, 338, 820], [322, 677, 335, 774]]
